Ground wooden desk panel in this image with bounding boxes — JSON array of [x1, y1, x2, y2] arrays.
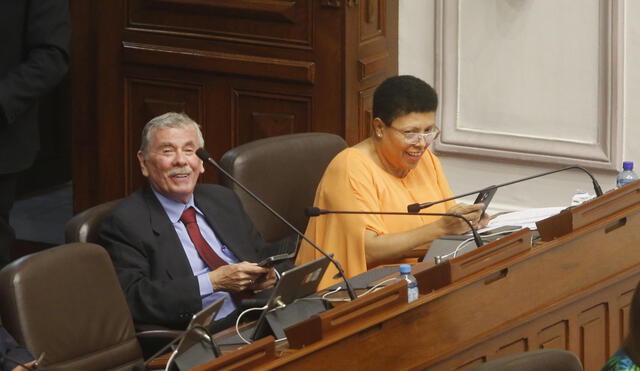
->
[[202, 195, 640, 370]]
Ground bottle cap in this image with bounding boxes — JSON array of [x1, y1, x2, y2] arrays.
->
[[400, 264, 411, 274], [623, 161, 634, 171]]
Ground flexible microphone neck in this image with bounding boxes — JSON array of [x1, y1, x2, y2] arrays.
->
[[305, 207, 484, 247], [407, 165, 603, 213], [196, 148, 358, 301]]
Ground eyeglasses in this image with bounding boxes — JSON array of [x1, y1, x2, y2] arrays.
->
[[386, 125, 440, 144]]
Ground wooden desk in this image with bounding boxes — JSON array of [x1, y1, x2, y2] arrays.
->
[[197, 181, 640, 371]]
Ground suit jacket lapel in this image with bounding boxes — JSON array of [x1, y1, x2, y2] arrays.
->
[[194, 185, 252, 262], [142, 184, 194, 279]]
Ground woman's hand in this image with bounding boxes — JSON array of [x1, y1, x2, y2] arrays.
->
[[364, 203, 485, 266], [437, 203, 485, 235], [478, 210, 491, 229]]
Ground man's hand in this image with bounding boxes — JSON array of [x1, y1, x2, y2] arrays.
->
[[251, 267, 276, 293], [12, 360, 36, 371], [208, 262, 273, 292]]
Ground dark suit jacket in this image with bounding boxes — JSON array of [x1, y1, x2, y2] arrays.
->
[[0, 326, 32, 371], [99, 184, 271, 328], [0, 0, 70, 173]]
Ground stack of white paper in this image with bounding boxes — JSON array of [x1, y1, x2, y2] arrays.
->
[[481, 207, 566, 231]]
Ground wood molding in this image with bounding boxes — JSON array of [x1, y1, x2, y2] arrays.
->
[[321, 0, 341, 8], [149, 0, 297, 22], [122, 42, 316, 83], [358, 52, 389, 80], [126, 0, 312, 49], [433, 0, 624, 170]]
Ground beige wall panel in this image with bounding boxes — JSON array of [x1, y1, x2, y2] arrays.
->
[[399, 0, 633, 211]]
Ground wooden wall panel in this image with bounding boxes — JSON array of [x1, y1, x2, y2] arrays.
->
[[71, 0, 398, 212], [429, 275, 638, 371], [232, 90, 311, 144], [618, 288, 634, 342], [344, 0, 397, 144], [360, 0, 384, 41], [455, 357, 484, 370], [357, 87, 375, 140], [578, 303, 609, 368], [538, 320, 568, 349], [496, 337, 528, 357]]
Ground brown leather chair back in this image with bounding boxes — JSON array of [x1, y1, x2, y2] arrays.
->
[[219, 132, 347, 243], [64, 199, 121, 243], [471, 349, 583, 371], [0, 243, 143, 370]]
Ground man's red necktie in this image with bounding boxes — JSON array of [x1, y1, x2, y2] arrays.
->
[[179, 207, 250, 303], [180, 207, 228, 270]]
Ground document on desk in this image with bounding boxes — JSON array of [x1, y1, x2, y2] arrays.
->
[[481, 207, 565, 231]]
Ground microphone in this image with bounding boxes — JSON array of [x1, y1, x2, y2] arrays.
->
[[407, 165, 604, 213], [196, 148, 358, 301], [305, 207, 484, 248]]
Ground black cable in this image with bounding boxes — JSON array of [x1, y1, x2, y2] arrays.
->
[[190, 325, 220, 358]]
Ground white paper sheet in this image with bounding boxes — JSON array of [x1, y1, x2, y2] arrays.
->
[[479, 207, 566, 231]]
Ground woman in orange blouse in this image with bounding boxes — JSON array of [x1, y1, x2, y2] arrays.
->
[[296, 75, 487, 289]]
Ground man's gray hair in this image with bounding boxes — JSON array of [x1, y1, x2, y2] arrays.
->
[[139, 112, 204, 155]]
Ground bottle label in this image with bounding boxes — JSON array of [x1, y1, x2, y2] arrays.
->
[[408, 284, 418, 303], [618, 178, 635, 187]]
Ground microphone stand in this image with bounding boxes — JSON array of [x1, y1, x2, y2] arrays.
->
[[134, 326, 218, 371], [306, 207, 484, 248], [196, 148, 358, 301], [408, 165, 604, 212]]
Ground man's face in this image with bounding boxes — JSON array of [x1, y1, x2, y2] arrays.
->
[[137, 125, 205, 203]]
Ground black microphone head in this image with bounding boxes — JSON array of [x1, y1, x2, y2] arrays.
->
[[407, 203, 421, 213], [305, 207, 321, 217], [196, 147, 212, 162]]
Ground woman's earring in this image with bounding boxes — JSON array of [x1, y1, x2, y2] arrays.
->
[[376, 131, 382, 138]]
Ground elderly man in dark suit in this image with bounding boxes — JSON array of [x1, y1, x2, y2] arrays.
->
[[99, 112, 277, 330], [0, 0, 70, 266]]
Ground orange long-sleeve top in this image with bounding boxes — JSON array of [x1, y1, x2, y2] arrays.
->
[[295, 147, 456, 289]]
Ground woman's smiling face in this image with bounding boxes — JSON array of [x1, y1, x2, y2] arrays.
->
[[373, 111, 437, 178]]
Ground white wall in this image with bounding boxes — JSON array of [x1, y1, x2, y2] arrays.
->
[[399, 0, 638, 211], [627, 0, 640, 166]]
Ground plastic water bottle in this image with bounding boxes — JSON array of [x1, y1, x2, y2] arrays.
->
[[399, 264, 419, 303], [616, 161, 639, 188]]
